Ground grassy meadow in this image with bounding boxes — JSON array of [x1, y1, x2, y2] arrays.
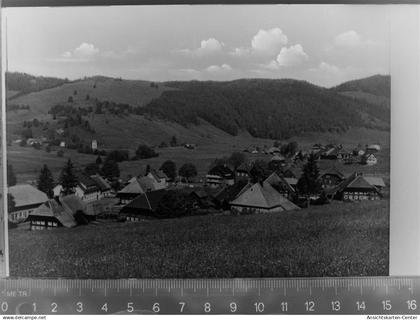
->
[[9, 127, 390, 184], [9, 200, 389, 278]]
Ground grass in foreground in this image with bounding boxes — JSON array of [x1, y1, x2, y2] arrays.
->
[[9, 200, 389, 278]]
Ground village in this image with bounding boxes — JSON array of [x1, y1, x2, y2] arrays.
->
[[7, 138, 387, 231]]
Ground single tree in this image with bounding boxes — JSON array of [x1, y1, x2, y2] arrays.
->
[[170, 135, 177, 147], [7, 163, 17, 186], [229, 152, 247, 169], [101, 159, 120, 179], [160, 160, 177, 181], [145, 164, 151, 175], [95, 155, 103, 165], [178, 163, 197, 183], [135, 144, 158, 159], [59, 159, 77, 195], [37, 164, 55, 198], [155, 191, 192, 218], [7, 193, 16, 214], [68, 96, 73, 103], [84, 162, 100, 176], [249, 160, 269, 184], [297, 153, 322, 207]]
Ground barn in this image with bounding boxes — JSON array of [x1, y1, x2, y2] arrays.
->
[[332, 173, 382, 201], [230, 182, 300, 214], [235, 162, 252, 182], [319, 167, 345, 190], [119, 189, 167, 221], [264, 172, 295, 199], [27, 195, 86, 230], [206, 165, 235, 188], [8, 184, 48, 223], [117, 177, 156, 204]]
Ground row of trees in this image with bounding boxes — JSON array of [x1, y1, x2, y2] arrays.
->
[[159, 160, 197, 182]]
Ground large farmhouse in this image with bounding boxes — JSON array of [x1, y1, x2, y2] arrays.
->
[[74, 173, 101, 202], [90, 175, 112, 197], [8, 184, 48, 223], [146, 169, 169, 190], [206, 165, 235, 188], [235, 162, 252, 182], [119, 189, 167, 221], [332, 173, 382, 201], [319, 167, 345, 190], [27, 195, 86, 230], [264, 172, 295, 199], [230, 182, 300, 214], [117, 176, 156, 204]]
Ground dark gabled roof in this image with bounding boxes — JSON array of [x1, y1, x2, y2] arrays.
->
[[29, 195, 85, 228], [320, 167, 345, 179], [284, 177, 298, 186], [282, 167, 301, 179], [230, 182, 299, 211], [118, 178, 145, 195], [264, 172, 295, 193], [332, 173, 379, 194], [215, 180, 250, 203], [149, 169, 169, 182], [120, 189, 167, 213], [236, 162, 252, 173], [208, 165, 234, 178], [75, 172, 100, 193], [90, 175, 111, 192]]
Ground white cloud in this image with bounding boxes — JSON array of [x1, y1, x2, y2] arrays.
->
[[276, 44, 308, 67], [206, 64, 232, 73], [200, 38, 223, 53], [59, 42, 99, 62], [73, 42, 99, 58], [251, 28, 288, 56], [318, 61, 340, 73], [177, 38, 224, 57], [230, 47, 250, 57], [334, 30, 362, 47]]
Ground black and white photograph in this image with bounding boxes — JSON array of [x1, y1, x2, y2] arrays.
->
[[2, 4, 391, 279]]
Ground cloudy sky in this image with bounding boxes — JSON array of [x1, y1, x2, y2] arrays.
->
[[5, 5, 391, 87]]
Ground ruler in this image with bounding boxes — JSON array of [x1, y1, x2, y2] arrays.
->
[[0, 277, 418, 314]]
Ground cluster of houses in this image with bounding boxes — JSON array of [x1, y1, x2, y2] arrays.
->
[[7, 142, 386, 230], [309, 143, 381, 165], [243, 143, 381, 166]]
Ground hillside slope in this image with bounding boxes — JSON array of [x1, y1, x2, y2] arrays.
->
[[7, 73, 390, 147], [7, 76, 175, 123], [140, 78, 390, 139], [332, 74, 390, 108]]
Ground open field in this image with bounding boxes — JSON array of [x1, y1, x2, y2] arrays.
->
[[9, 200, 389, 278], [8, 127, 390, 184], [7, 145, 98, 183]]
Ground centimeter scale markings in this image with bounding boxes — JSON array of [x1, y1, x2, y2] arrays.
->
[[0, 277, 418, 314]]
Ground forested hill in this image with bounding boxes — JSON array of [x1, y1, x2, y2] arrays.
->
[[332, 74, 390, 98], [6, 72, 70, 97], [139, 78, 390, 140]]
